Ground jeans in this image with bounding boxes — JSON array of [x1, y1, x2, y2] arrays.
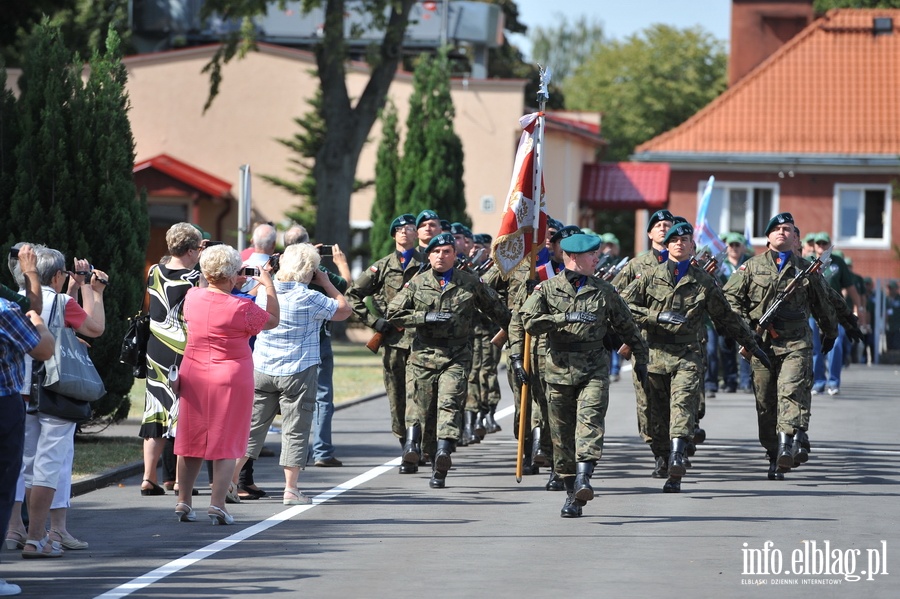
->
[[810, 318, 845, 391], [610, 349, 621, 376], [705, 328, 738, 391], [1, 394, 26, 544], [309, 335, 335, 462]]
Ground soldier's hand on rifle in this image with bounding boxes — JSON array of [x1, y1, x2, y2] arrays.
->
[[634, 362, 649, 387], [424, 311, 453, 323], [510, 354, 529, 385], [565, 311, 597, 324], [821, 334, 837, 355], [657, 311, 687, 326], [525, 278, 540, 295], [373, 318, 393, 334], [751, 346, 772, 370]]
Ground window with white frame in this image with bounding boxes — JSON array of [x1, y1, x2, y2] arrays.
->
[[699, 181, 779, 244], [834, 184, 892, 248]]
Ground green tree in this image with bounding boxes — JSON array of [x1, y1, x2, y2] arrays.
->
[[814, 0, 900, 9], [0, 66, 20, 258], [201, 0, 417, 255], [530, 14, 604, 84], [370, 100, 400, 258], [565, 24, 727, 161], [394, 54, 431, 217]]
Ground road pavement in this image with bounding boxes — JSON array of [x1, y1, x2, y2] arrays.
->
[[4, 363, 899, 598]]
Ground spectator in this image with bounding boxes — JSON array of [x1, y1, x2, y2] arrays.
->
[[234, 243, 350, 504], [3, 242, 43, 315], [173, 245, 279, 524], [241, 223, 277, 293], [0, 266, 53, 595], [886, 280, 900, 351], [140, 223, 203, 496], [15, 248, 107, 557]]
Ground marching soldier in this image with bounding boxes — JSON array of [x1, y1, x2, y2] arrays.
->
[[416, 210, 442, 252], [620, 222, 770, 493], [722, 213, 838, 480], [521, 234, 649, 517], [611, 209, 675, 477], [345, 213, 425, 473], [386, 233, 511, 488]]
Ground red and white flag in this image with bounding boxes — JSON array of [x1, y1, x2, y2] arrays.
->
[[491, 112, 549, 277]]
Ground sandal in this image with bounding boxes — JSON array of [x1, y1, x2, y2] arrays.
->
[[238, 484, 267, 499], [49, 529, 88, 550], [22, 536, 64, 559], [283, 488, 312, 506], [225, 482, 241, 504], [207, 506, 234, 525], [175, 502, 197, 522], [5, 530, 26, 550], [141, 480, 166, 496]]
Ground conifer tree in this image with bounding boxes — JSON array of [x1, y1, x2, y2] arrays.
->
[[0, 66, 21, 265], [394, 54, 431, 216], [370, 100, 400, 258]]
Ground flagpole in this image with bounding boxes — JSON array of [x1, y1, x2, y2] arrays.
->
[[516, 66, 550, 483]]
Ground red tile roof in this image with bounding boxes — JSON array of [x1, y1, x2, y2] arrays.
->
[[134, 154, 233, 198], [580, 162, 670, 210], [636, 9, 900, 155]]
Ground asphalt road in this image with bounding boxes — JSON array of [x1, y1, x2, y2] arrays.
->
[[5, 363, 900, 598]]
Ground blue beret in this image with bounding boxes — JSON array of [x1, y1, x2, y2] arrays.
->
[[426, 232, 456, 254], [765, 212, 795, 235], [416, 210, 440, 228], [560, 233, 602, 254], [663, 222, 694, 245], [390, 213, 416, 236], [550, 225, 582, 244], [647, 209, 675, 232]]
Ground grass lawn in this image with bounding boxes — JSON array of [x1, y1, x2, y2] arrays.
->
[[72, 436, 143, 481]]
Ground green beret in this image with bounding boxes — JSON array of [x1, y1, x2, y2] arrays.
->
[[474, 233, 492, 245], [601, 233, 620, 246], [191, 223, 211, 240], [550, 225, 582, 244], [425, 232, 455, 254], [440, 219, 451, 232], [888, 280, 898, 289], [390, 213, 416, 236], [671, 215, 689, 225], [450, 222, 473, 239], [813, 231, 831, 244], [723, 232, 746, 246], [416, 210, 440, 228], [647, 209, 675, 232], [765, 212, 795, 235], [547, 217, 564, 232], [663, 222, 694, 245], [560, 233, 601, 254], [803, 232, 816, 244]]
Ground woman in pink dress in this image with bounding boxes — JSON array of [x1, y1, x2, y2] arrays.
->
[[173, 245, 279, 524]]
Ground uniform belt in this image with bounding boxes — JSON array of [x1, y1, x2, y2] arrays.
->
[[548, 339, 605, 352], [647, 333, 696, 345], [416, 334, 468, 348], [772, 319, 809, 332]]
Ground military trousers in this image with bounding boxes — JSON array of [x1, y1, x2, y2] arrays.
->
[[479, 339, 502, 410], [546, 376, 609, 476], [466, 334, 485, 412], [507, 347, 550, 449], [406, 357, 469, 443], [382, 345, 409, 439], [645, 366, 701, 456], [751, 346, 812, 454]]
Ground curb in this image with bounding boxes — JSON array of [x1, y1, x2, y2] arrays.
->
[[72, 392, 388, 496]]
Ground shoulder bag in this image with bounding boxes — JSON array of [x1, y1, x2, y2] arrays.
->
[[42, 294, 107, 402]]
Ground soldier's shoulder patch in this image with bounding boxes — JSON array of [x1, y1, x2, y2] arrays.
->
[[403, 282, 411, 289], [739, 264, 747, 271], [369, 265, 379, 273], [533, 283, 542, 291], [635, 273, 642, 279]]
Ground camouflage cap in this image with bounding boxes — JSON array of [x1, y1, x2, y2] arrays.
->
[[550, 225, 582, 244], [813, 231, 831, 244], [390, 213, 416, 236], [560, 233, 602, 254], [425, 232, 456, 254], [416, 210, 440, 228], [647, 209, 675, 232], [723, 232, 746, 246], [663, 222, 694, 245], [765, 212, 795, 235]]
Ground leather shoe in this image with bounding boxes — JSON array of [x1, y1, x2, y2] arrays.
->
[[314, 457, 343, 467]]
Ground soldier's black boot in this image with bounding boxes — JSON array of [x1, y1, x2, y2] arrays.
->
[[793, 430, 810, 467], [560, 477, 583, 518], [474, 411, 487, 440], [668, 438, 688, 477], [776, 431, 795, 470], [546, 470, 565, 491], [522, 436, 536, 475], [400, 425, 420, 474], [685, 439, 696, 457], [465, 411, 480, 445], [531, 427, 549, 468], [693, 426, 706, 445], [485, 406, 501, 434], [573, 461, 595, 503], [652, 455, 668, 479], [663, 476, 682, 493], [429, 439, 454, 488], [767, 456, 785, 480]]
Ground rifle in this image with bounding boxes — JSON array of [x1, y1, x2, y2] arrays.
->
[[475, 257, 494, 275], [365, 260, 431, 353], [739, 246, 833, 360], [593, 252, 615, 277], [601, 256, 629, 282]]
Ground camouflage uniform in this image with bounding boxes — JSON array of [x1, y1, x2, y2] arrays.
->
[[521, 271, 649, 476], [386, 268, 510, 444], [345, 249, 424, 442], [620, 261, 761, 461], [722, 250, 837, 458]]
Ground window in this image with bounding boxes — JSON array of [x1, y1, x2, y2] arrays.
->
[[834, 184, 891, 248], [699, 181, 779, 245]]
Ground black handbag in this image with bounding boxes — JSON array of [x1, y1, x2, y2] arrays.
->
[[120, 313, 150, 378], [31, 364, 92, 424]]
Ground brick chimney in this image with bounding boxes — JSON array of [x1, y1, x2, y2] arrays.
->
[[729, 0, 815, 86]]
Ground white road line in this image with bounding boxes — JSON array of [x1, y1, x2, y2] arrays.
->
[[94, 461, 401, 598]]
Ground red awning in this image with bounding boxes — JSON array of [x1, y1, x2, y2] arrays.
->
[[580, 162, 670, 210], [134, 154, 233, 198]]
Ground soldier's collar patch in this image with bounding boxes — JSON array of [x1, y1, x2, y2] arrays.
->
[[739, 264, 747, 270], [370, 265, 379, 272], [403, 282, 410, 288], [534, 283, 542, 291]]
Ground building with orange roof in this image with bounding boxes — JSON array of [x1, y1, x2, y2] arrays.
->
[[633, 5, 900, 280]]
